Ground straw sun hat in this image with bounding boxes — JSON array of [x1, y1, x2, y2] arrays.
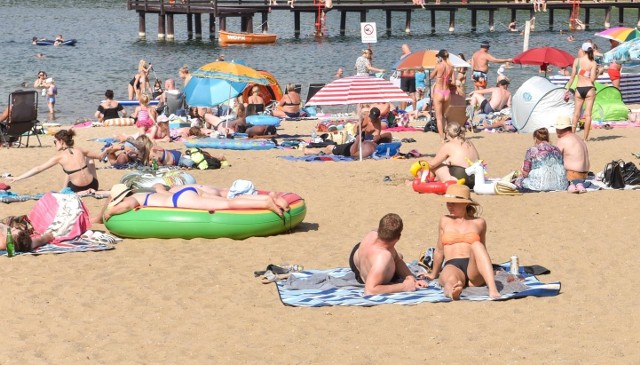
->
[[108, 184, 133, 208], [440, 184, 478, 205]]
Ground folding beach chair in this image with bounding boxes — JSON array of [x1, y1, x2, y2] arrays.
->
[[0, 90, 42, 147], [164, 91, 186, 116], [445, 92, 468, 127], [305, 83, 325, 105]]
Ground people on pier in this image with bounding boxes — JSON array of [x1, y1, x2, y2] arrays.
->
[[470, 41, 513, 90]]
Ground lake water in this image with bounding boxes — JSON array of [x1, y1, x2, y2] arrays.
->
[[1, 0, 634, 122]]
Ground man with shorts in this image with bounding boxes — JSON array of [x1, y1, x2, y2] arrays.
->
[[555, 115, 590, 193], [398, 44, 417, 111], [302, 133, 378, 159], [470, 41, 513, 90], [348, 213, 427, 295], [468, 79, 512, 115]]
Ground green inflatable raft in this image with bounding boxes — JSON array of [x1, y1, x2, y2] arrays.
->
[[105, 192, 306, 240]]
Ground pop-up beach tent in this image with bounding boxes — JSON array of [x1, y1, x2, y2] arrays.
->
[[591, 82, 629, 122], [511, 76, 574, 133]]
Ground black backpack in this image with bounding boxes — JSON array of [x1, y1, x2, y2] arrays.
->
[[623, 161, 640, 185], [602, 160, 625, 189]]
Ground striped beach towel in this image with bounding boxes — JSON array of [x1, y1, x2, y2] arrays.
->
[[275, 262, 561, 307], [2, 238, 114, 256]]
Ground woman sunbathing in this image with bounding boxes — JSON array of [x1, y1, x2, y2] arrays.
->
[[422, 184, 500, 300], [427, 123, 480, 189], [100, 183, 287, 222]]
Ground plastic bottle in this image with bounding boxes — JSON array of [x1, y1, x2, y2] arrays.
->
[[6, 227, 15, 258], [152, 159, 159, 171]]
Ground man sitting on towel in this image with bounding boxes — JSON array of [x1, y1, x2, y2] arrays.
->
[[348, 213, 427, 295]]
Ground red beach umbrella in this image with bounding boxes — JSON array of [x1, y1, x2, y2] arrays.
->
[[305, 75, 411, 106], [513, 47, 575, 67]]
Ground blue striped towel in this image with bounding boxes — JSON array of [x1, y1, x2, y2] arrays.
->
[[2, 238, 114, 256], [275, 262, 560, 307]]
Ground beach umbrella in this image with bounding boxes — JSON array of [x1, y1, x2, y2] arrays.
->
[[306, 75, 411, 160], [513, 47, 575, 77], [393, 50, 471, 71], [305, 75, 411, 106], [183, 77, 246, 107], [595, 26, 640, 43], [602, 37, 640, 65], [192, 61, 269, 84]]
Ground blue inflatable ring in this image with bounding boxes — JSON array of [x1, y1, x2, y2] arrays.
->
[[246, 115, 281, 126]]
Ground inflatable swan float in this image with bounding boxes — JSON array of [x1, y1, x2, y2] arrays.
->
[[464, 160, 518, 195]]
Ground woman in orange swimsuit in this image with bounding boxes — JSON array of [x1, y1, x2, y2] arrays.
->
[[429, 49, 454, 143], [565, 42, 598, 141], [422, 184, 500, 300]]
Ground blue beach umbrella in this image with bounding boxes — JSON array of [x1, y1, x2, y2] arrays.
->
[[183, 77, 246, 107], [602, 38, 640, 66]]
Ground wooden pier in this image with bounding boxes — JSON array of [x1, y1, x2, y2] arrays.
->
[[127, 0, 640, 39]]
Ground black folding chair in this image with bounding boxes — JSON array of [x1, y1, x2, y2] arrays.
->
[[0, 90, 42, 147], [305, 83, 325, 105]]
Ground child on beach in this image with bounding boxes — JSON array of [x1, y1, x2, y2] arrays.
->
[[46, 78, 57, 114], [132, 93, 156, 135]]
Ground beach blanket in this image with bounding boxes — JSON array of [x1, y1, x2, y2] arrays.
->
[[275, 262, 560, 307], [385, 126, 423, 132], [278, 155, 354, 162], [1, 238, 114, 256], [0, 188, 109, 204]]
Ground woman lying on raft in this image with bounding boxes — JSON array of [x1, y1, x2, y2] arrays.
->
[[427, 123, 480, 189], [98, 183, 289, 223], [421, 184, 500, 300]]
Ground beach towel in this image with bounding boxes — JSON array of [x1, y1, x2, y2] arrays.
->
[[0, 188, 109, 204], [1, 238, 114, 256], [275, 262, 560, 307], [384, 126, 423, 132], [28, 193, 91, 243], [278, 155, 355, 162]]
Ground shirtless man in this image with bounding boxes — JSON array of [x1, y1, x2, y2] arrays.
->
[[399, 44, 417, 112], [348, 213, 427, 295], [468, 79, 512, 115], [555, 116, 590, 193], [470, 41, 513, 90], [360, 107, 392, 144], [302, 133, 378, 159]]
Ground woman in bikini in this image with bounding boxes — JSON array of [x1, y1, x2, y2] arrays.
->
[[427, 123, 480, 190], [100, 183, 287, 222], [6, 130, 103, 192], [246, 85, 266, 115], [272, 83, 301, 118], [429, 49, 454, 143], [565, 42, 598, 141], [422, 184, 500, 300], [132, 93, 156, 135], [128, 59, 152, 100]]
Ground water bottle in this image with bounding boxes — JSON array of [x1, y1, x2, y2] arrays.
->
[[152, 159, 159, 171], [6, 227, 15, 258]]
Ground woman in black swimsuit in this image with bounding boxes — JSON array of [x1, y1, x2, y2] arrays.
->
[[6, 130, 104, 192], [95, 89, 127, 123], [273, 83, 301, 118]]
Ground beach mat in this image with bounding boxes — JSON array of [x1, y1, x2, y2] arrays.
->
[[1, 237, 114, 256], [278, 155, 354, 162], [275, 262, 560, 307]]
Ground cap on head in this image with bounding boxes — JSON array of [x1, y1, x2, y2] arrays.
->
[[581, 42, 593, 52], [369, 107, 381, 119], [480, 41, 490, 49], [108, 184, 133, 208], [555, 115, 572, 130]]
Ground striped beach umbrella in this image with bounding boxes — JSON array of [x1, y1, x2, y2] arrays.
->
[[305, 75, 411, 106], [595, 26, 640, 43]]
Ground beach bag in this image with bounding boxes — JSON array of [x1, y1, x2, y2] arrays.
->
[[184, 148, 221, 170], [602, 160, 625, 189], [622, 161, 640, 185]]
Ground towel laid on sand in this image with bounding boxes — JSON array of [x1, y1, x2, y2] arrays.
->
[[2, 238, 114, 256], [275, 262, 560, 307], [278, 155, 354, 162]]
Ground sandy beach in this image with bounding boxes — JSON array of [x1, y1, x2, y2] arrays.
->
[[1, 120, 639, 364]]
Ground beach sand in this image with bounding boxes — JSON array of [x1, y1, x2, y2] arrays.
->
[[1, 121, 639, 364]]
